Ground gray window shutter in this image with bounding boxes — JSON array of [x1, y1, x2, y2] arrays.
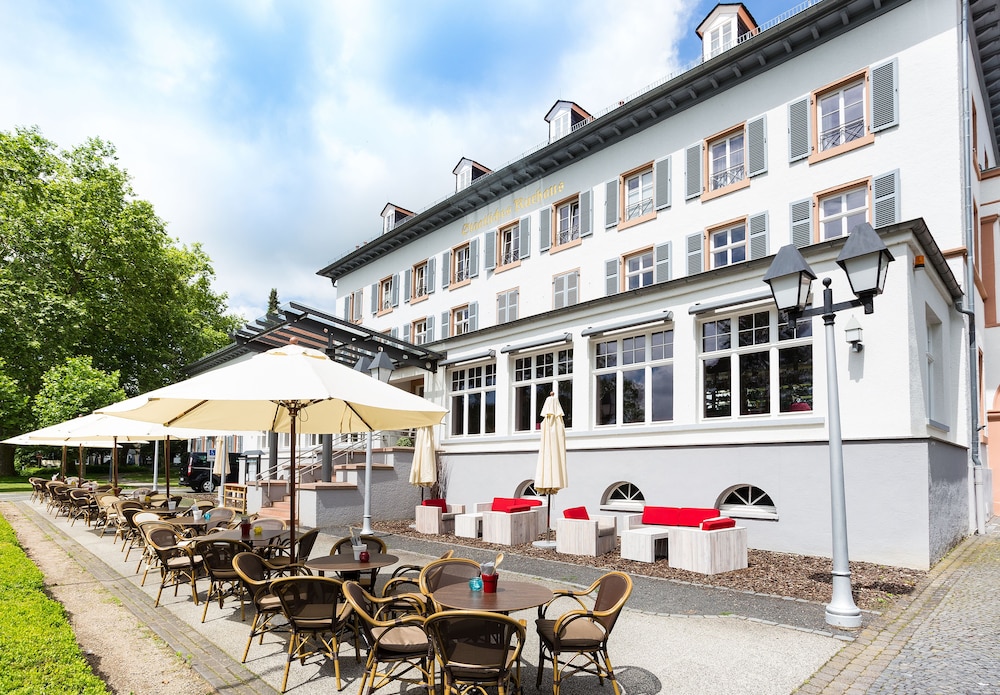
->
[[497, 292, 508, 322], [605, 258, 619, 296], [519, 217, 531, 258], [427, 257, 436, 294], [426, 315, 435, 341], [468, 301, 479, 331], [441, 250, 451, 288], [391, 274, 400, 306], [872, 169, 900, 228], [790, 198, 812, 248], [686, 233, 704, 275], [390, 327, 398, 339], [654, 242, 671, 283], [685, 142, 702, 199], [539, 207, 551, 253], [370, 283, 378, 314], [788, 96, 810, 162], [440, 312, 450, 339], [469, 238, 480, 278], [484, 230, 496, 270], [352, 289, 363, 321], [654, 157, 671, 210], [580, 190, 592, 237], [746, 115, 767, 177], [403, 268, 411, 303], [870, 58, 899, 133], [605, 179, 618, 228], [342, 296, 350, 321], [403, 323, 410, 342], [748, 212, 769, 260]]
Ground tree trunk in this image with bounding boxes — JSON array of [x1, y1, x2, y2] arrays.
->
[[0, 444, 17, 477]]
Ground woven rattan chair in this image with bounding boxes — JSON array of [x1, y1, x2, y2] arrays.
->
[[232, 552, 308, 663], [426, 610, 526, 695], [418, 557, 482, 612], [329, 534, 388, 591], [194, 538, 253, 622], [147, 526, 204, 607], [535, 571, 633, 695]]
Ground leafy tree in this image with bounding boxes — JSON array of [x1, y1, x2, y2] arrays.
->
[[267, 288, 280, 316], [0, 358, 30, 471], [0, 126, 242, 475], [33, 357, 125, 427]]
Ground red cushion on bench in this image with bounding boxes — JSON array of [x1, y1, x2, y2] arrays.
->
[[507, 505, 532, 514], [677, 507, 721, 527], [422, 498, 448, 512], [491, 497, 543, 512], [700, 516, 736, 530], [641, 506, 680, 525], [563, 506, 590, 520]]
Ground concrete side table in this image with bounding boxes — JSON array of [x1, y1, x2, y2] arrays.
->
[[620, 526, 670, 563], [668, 526, 748, 574]]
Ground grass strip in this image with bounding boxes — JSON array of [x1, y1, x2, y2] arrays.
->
[[0, 512, 109, 694]]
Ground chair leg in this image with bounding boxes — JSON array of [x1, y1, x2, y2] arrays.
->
[[281, 633, 296, 693], [602, 648, 621, 695]]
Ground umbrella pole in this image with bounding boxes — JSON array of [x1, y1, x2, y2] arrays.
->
[[287, 405, 299, 564], [112, 436, 119, 493], [61, 446, 67, 480], [165, 436, 171, 499], [79, 444, 84, 483], [547, 493, 553, 544]]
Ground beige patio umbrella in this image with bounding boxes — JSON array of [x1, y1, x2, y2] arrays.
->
[[408, 426, 438, 497], [533, 393, 568, 549], [3, 431, 119, 483], [99, 341, 447, 560]]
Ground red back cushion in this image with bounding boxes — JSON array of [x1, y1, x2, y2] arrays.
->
[[423, 498, 448, 512], [701, 517, 736, 530], [641, 506, 679, 525], [491, 497, 543, 512], [678, 508, 721, 526], [563, 506, 590, 520]]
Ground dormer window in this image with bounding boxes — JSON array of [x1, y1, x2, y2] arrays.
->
[[453, 158, 492, 192], [544, 100, 592, 143], [696, 4, 758, 63], [381, 203, 413, 235]]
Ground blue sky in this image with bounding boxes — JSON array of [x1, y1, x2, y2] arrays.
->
[[0, 0, 802, 321]]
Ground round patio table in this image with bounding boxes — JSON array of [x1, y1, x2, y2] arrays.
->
[[304, 553, 399, 576], [165, 515, 208, 533], [432, 580, 553, 614], [194, 527, 289, 551]]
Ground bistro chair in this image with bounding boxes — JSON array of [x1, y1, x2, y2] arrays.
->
[[28, 477, 48, 504], [267, 527, 320, 568], [67, 488, 99, 527], [418, 557, 481, 612], [535, 570, 633, 695], [381, 549, 454, 603], [425, 610, 526, 695], [232, 552, 309, 663], [343, 580, 434, 695], [194, 538, 253, 622], [329, 534, 387, 591], [270, 575, 355, 692], [137, 521, 177, 585], [124, 511, 162, 562], [111, 500, 143, 546], [95, 493, 121, 536], [147, 526, 205, 608]]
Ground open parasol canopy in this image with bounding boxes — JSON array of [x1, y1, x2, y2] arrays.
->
[[98, 341, 447, 560]]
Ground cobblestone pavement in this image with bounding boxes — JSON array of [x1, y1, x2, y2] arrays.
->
[[796, 518, 1000, 695]]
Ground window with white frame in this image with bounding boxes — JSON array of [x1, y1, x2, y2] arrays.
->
[[452, 243, 471, 284], [595, 329, 674, 426], [412, 318, 428, 346], [623, 167, 653, 221], [818, 80, 865, 152], [701, 310, 813, 419], [926, 308, 944, 424], [349, 289, 363, 323], [378, 276, 394, 312], [603, 481, 645, 511], [555, 198, 581, 247], [623, 249, 654, 290], [499, 223, 520, 267], [449, 364, 496, 436], [709, 23, 733, 58], [452, 305, 470, 336], [497, 289, 518, 324], [709, 129, 745, 191], [719, 484, 777, 519], [710, 222, 747, 268], [819, 185, 867, 240], [412, 261, 429, 299], [553, 270, 579, 309], [513, 349, 573, 431]]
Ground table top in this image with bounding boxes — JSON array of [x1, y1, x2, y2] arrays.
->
[[304, 553, 399, 573], [193, 528, 289, 548], [432, 580, 553, 613], [166, 515, 209, 527]]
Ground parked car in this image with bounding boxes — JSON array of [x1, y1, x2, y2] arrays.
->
[[178, 451, 240, 492]]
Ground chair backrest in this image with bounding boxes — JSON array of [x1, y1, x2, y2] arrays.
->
[[133, 511, 161, 526], [271, 576, 344, 627], [425, 610, 525, 684], [590, 571, 633, 636], [331, 534, 387, 555], [191, 500, 214, 512], [289, 528, 320, 560], [250, 518, 286, 531], [115, 499, 143, 514], [195, 538, 253, 573], [232, 551, 268, 589], [418, 557, 481, 595], [204, 507, 234, 529], [147, 525, 181, 551]]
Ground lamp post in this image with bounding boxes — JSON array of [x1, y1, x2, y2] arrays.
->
[[762, 223, 894, 628], [354, 351, 395, 535]]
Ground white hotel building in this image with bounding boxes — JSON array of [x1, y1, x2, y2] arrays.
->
[[219, 0, 1000, 571]]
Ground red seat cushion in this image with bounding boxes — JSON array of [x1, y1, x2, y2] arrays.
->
[[507, 505, 532, 514], [700, 516, 736, 530], [563, 506, 590, 520], [422, 498, 448, 512], [491, 497, 543, 512]]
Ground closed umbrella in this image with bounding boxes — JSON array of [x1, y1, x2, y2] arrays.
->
[[408, 426, 437, 497], [533, 393, 568, 549], [99, 341, 447, 560]]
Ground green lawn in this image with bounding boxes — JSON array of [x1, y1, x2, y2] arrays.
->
[[0, 513, 109, 694]]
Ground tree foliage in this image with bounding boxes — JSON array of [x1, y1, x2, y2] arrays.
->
[[33, 357, 126, 427], [267, 288, 280, 316], [0, 126, 242, 473]]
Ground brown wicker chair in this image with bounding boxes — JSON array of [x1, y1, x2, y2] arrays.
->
[[426, 610, 526, 695]]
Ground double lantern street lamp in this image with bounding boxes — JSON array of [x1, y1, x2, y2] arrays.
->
[[354, 351, 395, 536], [762, 222, 894, 628]]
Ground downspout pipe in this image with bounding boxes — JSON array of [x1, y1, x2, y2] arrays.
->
[[960, 0, 987, 535]]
